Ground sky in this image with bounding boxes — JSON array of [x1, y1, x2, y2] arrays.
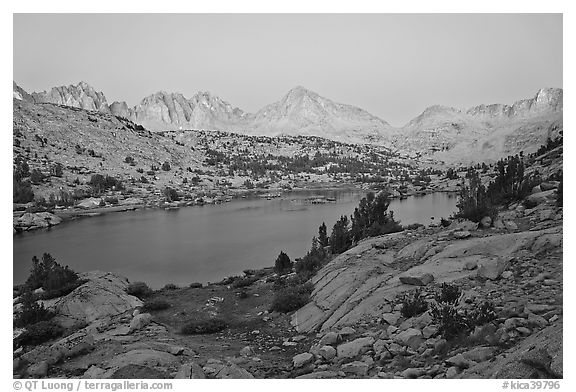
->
[[13, 13, 562, 127]]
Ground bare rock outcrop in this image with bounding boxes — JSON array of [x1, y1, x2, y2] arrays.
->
[[42, 271, 142, 328]]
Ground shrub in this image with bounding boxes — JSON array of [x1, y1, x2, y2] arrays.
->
[[104, 196, 119, 205], [440, 217, 452, 228], [404, 223, 424, 231], [270, 283, 313, 313], [126, 282, 153, 299], [30, 169, 44, 184], [435, 283, 461, 305], [14, 320, 64, 347], [162, 283, 178, 290], [161, 161, 171, 171], [232, 276, 258, 288], [24, 253, 81, 298], [274, 251, 293, 275], [430, 302, 469, 340], [14, 291, 55, 328], [189, 282, 203, 288], [180, 318, 227, 335], [142, 299, 170, 311], [399, 289, 429, 318], [163, 187, 180, 202], [13, 176, 34, 203], [466, 301, 497, 327]]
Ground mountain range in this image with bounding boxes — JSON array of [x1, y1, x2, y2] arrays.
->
[[14, 81, 562, 163]]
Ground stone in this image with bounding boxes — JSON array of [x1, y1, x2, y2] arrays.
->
[[373, 339, 388, 356], [336, 337, 375, 359], [493, 219, 505, 229], [283, 341, 297, 347], [539, 210, 555, 221], [516, 327, 532, 335], [399, 273, 434, 286], [341, 361, 370, 376], [422, 325, 438, 338], [14, 212, 62, 231], [293, 352, 314, 368], [83, 366, 108, 379], [504, 221, 518, 231], [129, 313, 152, 333], [381, 312, 401, 326], [540, 181, 559, 191], [387, 325, 398, 335], [526, 190, 556, 206], [504, 317, 525, 330], [480, 216, 492, 228], [318, 345, 337, 361], [27, 361, 49, 378], [453, 231, 471, 239], [339, 326, 356, 337], [395, 328, 424, 350], [239, 346, 255, 358], [108, 349, 179, 369], [501, 271, 513, 279], [528, 313, 549, 329], [462, 347, 496, 362], [525, 304, 555, 314], [215, 364, 254, 379], [446, 366, 460, 379], [318, 331, 339, 346], [446, 353, 471, 369], [477, 257, 509, 280], [465, 260, 478, 270]]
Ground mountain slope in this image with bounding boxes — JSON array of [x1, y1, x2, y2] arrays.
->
[[13, 81, 563, 160], [246, 86, 396, 143], [31, 81, 111, 113], [394, 88, 563, 163]]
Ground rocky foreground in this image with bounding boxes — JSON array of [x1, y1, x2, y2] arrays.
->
[[13, 182, 562, 379]]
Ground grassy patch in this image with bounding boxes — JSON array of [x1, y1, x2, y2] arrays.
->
[[180, 318, 228, 335]]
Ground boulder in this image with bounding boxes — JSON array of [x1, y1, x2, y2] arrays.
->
[[43, 271, 143, 328], [341, 361, 370, 377], [504, 221, 518, 231], [526, 190, 556, 206], [318, 345, 337, 361], [446, 353, 472, 369], [77, 198, 103, 209], [453, 231, 472, 239], [462, 347, 496, 362], [108, 349, 179, 369], [395, 328, 423, 350], [399, 273, 434, 286], [239, 346, 255, 358], [539, 181, 559, 191], [129, 313, 152, 333], [449, 220, 479, 231], [336, 337, 375, 359], [480, 216, 492, 228], [293, 352, 314, 368], [215, 364, 254, 379], [477, 257, 509, 280], [318, 331, 339, 346], [14, 212, 62, 231]]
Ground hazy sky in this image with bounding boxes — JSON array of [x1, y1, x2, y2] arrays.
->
[[13, 14, 562, 126]]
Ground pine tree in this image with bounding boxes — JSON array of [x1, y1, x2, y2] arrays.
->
[[318, 222, 329, 248], [274, 251, 293, 275]]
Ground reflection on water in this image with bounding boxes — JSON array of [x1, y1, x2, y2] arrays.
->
[[13, 190, 457, 288]]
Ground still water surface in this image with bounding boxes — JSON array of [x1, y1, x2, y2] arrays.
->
[[13, 190, 457, 288]]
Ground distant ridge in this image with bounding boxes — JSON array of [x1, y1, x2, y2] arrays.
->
[[13, 81, 562, 161]]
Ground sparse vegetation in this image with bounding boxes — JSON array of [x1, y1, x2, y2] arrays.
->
[[142, 298, 171, 311], [435, 283, 461, 305], [399, 289, 429, 318], [126, 282, 153, 299], [270, 281, 314, 313], [14, 320, 64, 348], [180, 318, 227, 335]]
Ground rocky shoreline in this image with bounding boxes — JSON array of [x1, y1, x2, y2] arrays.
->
[[13, 184, 562, 379]]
